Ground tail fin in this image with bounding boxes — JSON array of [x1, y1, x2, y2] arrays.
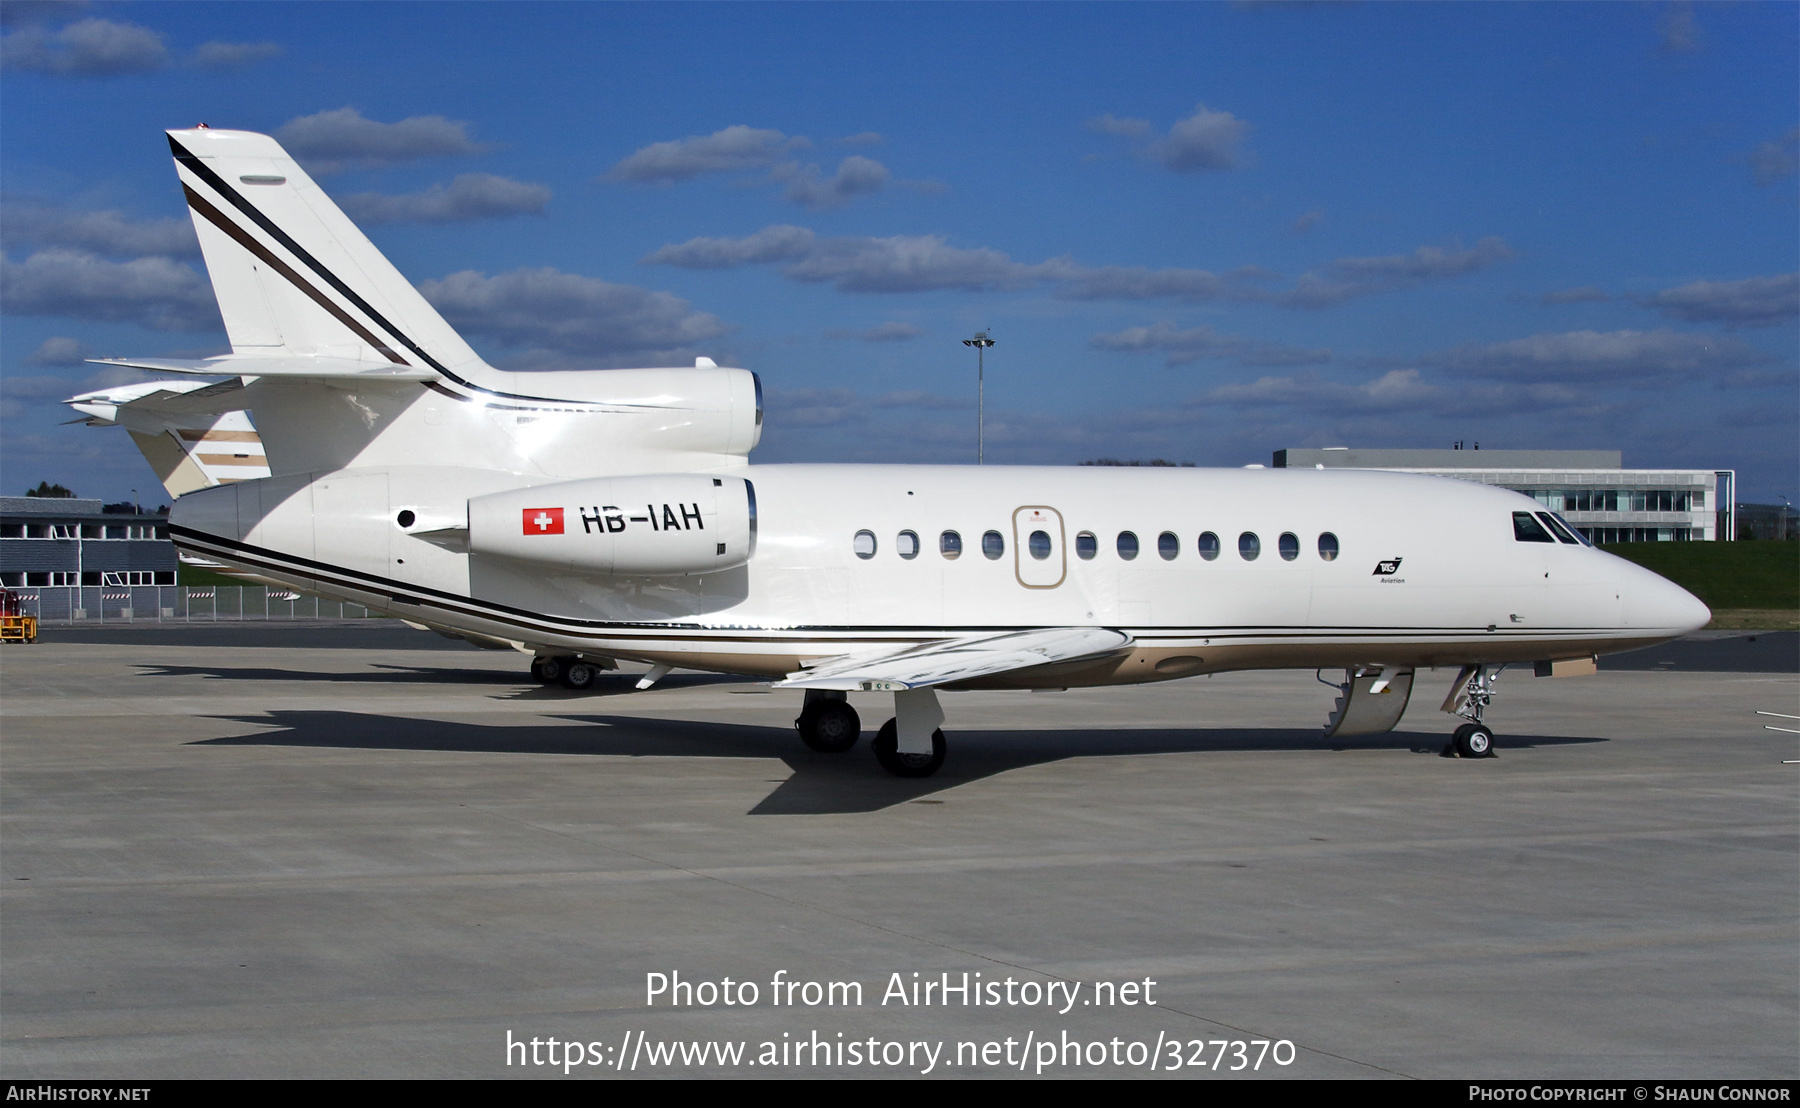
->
[[168, 127, 486, 380]]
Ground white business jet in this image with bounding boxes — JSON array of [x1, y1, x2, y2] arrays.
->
[[69, 127, 1710, 777]]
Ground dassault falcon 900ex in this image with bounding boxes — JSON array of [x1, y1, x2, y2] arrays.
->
[[67, 127, 1710, 777]]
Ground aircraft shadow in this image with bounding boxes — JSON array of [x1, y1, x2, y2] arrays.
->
[[137, 664, 758, 695], [188, 710, 1605, 815]]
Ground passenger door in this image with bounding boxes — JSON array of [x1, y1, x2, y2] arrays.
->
[[1012, 506, 1066, 589]]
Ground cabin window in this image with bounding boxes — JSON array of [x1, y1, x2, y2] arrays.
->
[[1116, 531, 1139, 560], [1075, 531, 1097, 560], [1318, 532, 1339, 561], [1278, 532, 1300, 561], [1239, 532, 1261, 561], [1536, 512, 1581, 545], [1157, 532, 1179, 561], [940, 530, 962, 559], [1512, 512, 1555, 543], [982, 530, 1005, 559], [1197, 532, 1220, 561], [896, 530, 920, 559], [853, 530, 877, 559], [1028, 530, 1052, 560]]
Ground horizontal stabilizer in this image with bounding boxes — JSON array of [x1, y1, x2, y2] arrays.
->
[[88, 355, 436, 381], [775, 627, 1133, 691]]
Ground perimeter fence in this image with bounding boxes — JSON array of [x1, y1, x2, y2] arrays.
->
[[9, 585, 374, 625]]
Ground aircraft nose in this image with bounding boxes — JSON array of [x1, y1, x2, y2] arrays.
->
[[1627, 570, 1711, 633]]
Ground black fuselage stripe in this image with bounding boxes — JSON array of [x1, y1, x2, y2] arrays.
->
[[169, 525, 1624, 648], [182, 185, 410, 365]]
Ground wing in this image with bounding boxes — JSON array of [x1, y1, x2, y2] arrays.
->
[[773, 627, 1134, 692]]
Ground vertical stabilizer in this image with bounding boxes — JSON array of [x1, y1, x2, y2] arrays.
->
[[167, 127, 488, 380]]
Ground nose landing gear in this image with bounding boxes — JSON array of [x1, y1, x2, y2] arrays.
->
[[1441, 664, 1502, 758]]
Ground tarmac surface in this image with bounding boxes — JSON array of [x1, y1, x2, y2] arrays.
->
[[2, 624, 1795, 1079]]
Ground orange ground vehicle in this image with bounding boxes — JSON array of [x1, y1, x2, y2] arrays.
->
[[0, 587, 38, 644]]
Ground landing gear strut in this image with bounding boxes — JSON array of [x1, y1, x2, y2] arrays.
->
[[796, 690, 861, 752], [1441, 664, 1502, 758]]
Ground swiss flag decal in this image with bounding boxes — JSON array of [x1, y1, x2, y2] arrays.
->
[[523, 507, 564, 535]]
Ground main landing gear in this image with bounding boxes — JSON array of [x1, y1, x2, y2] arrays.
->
[[1441, 664, 1502, 758], [795, 690, 861, 752], [531, 654, 613, 691], [795, 687, 949, 778]]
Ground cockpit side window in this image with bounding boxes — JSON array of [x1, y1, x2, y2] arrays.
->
[[1535, 512, 1582, 545], [1513, 512, 1555, 543]]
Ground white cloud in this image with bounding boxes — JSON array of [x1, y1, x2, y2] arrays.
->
[[1090, 322, 1330, 367], [767, 386, 867, 428], [274, 108, 484, 173], [1638, 273, 1798, 328], [1433, 329, 1771, 383], [645, 225, 1062, 293], [1089, 103, 1251, 173], [0, 248, 218, 331], [1058, 265, 1240, 303], [827, 321, 924, 343], [0, 17, 165, 75], [1279, 237, 1515, 308], [1290, 209, 1322, 235], [641, 225, 818, 269], [23, 336, 88, 365], [774, 156, 890, 211], [1, 200, 198, 257], [417, 267, 728, 359], [1154, 104, 1251, 172], [1657, 2, 1701, 54], [189, 40, 282, 72], [339, 174, 551, 225], [606, 125, 809, 183], [1748, 127, 1798, 186], [781, 235, 1063, 293], [874, 389, 968, 410]]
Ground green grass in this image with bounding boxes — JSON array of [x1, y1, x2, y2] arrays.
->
[[177, 566, 255, 587], [1599, 540, 1798, 610]]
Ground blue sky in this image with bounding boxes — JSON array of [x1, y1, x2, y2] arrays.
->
[[3, 1, 1795, 505]]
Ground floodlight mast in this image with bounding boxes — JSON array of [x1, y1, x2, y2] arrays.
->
[[963, 331, 994, 464]]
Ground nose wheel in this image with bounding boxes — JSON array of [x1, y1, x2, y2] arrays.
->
[[1451, 722, 1495, 758]]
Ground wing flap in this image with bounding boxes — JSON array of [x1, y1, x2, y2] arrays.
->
[[774, 627, 1133, 691]]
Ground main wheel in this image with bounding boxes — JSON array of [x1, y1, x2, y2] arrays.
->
[[560, 660, 601, 691], [796, 700, 861, 752], [872, 719, 946, 778], [531, 656, 565, 685], [1453, 722, 1495, 758]]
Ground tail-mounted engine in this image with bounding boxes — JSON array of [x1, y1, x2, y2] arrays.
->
[[467, 474, 756, 576]]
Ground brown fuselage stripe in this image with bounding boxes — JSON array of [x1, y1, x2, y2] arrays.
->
[[181, 184, 408, 366]]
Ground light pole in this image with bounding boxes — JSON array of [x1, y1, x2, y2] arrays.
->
[[963, 331, 994, 464]]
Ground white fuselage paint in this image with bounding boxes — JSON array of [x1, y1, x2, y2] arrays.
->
[[169, 461, 1710, 685]]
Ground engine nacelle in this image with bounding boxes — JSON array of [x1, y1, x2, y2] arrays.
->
[[468, 474, 756, 576]]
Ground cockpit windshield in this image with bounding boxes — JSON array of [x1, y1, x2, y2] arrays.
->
[[1513, 512, 1556, 543]]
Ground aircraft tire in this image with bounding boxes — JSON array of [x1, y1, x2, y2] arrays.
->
[[560, 660, 601, 691], [873, 719, 946, 778], [797, 700, 860, 752], [531, 656, 565, 685], [1453, 722, 1495, 758]]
